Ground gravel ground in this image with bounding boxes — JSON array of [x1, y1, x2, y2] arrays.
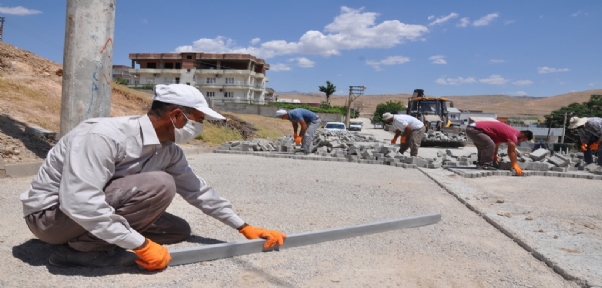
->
[[2, 153, 578, 287]]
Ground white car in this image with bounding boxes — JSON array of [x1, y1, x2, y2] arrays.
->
[[348, 121, 363, 131], [323, 122, 347, 132]]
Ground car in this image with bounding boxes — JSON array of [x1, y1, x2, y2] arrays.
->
[[348, 121, 363, 131], [323, 122, 347, 132]]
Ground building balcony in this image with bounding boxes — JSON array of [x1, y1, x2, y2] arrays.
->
[[196, 69, 254, 77], [129, 68, 181, 75], [254, 73, 265, 79]]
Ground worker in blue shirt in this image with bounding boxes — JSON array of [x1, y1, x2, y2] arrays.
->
[[275, 108, 322, 154]]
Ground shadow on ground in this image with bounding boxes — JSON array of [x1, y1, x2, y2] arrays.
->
[[0, 115, 55, 159]]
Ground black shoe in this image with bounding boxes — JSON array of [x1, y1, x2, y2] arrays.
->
[[476, 164, 497, 170], [48, 244, 138, 267]]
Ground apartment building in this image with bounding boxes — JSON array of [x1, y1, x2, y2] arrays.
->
[[128, 52, 270, 104]]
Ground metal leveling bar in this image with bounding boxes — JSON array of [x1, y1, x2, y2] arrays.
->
[[169, 213, 441, 266]]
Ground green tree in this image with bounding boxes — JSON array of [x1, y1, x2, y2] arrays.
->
[[373, 100, 406, 122], [318, 81, 336, 104]]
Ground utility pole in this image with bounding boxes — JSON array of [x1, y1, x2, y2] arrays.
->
[[60, 0, 116, 137], [561, 111, 567, 143], [0, 17, 5, 42], [345, 86, 366, 128]]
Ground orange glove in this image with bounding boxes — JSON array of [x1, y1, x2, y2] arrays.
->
[[390, 137, 398, 144], [239, 225, 287, 249], [133, 238, 171, 271], [400, 136, 407, 143], [590, 142, 599, 151], [511, 162, 523, 176], [581, 143, 588, 151], [493, 155, 500, 162], [293, 132, 298, 138], [295, 136, 302, 145]]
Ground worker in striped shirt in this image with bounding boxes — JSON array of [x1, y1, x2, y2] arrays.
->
[[568, 116, 602, 166]]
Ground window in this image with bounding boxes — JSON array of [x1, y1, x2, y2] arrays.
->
[[186, 82, 190, 85], [146, 62, 156, 69], [225, 78, 234, 84], [224, 92, 234, 98], [175, 63, 181, 69], [186, 55, 192, 59], [207, 78, 216, 84], [164, 77, 173, 84], [187, 69, 191, 73], [164, 63, 174, 69], [206, 92, 215, 97]]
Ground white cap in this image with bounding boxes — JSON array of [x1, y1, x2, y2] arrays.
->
[[274, 109, 288, 118], [567, 116, 587, 129], [153, 84, 225, 120], [382, 112, 394, 121]]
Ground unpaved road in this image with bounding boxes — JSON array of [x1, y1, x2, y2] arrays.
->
[[3, 153, 582, 287]]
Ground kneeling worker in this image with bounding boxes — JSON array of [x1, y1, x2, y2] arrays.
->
[[382, 112, 425, 156], [275, 108, 322, 154], [20, 84, 286, 271], [465, 120, 533, 175]]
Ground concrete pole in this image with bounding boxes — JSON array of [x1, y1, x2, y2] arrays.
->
[[60, 0, 116, 137]]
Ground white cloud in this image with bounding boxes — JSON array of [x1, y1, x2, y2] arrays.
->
[[250, 38, 261, 45], [270, 63, 292, 72], [288, 57, 315, 68], [0, 6, 41, 15], [513, 80, 533, 86], [457, 17, 470, 27], [473, 13, 499, 26], [435, 76, 477, 85], [489, 59, 506, 64], [538, 66, 569, 74], [571, 11, 585, 17], [174, 6, 429, 59], [504, 20, 515, 25], [429, 12, 458, 26], [479, 74, 508, 85], [141, 19, 148, 24], [428, 15, 435, 21], [429, 55, 446, 64], [366, 56, 410, 71]]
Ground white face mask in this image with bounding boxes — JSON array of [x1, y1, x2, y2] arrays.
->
[[171, 113, 204, 143]]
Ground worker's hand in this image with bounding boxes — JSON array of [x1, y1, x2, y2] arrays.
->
[[295, 136, 302, 145], [239, 225, 287, 249], [400, 136, 407, 144], [511, 163, 523, 176], [390, 137, 398, 144], [133, 238, 171, 271], [581, 143, 588, 151], [493, 155, 500, 162], [590, 142, 599, 151]]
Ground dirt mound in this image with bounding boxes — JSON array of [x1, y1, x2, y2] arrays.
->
[[214, 113, 258, 139]]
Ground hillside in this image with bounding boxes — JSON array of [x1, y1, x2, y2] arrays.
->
[[281, 89, 602, 119]]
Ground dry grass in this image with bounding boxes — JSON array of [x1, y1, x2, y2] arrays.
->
[[231, 114, 292, 139], [0, 77, 61, 130], [196, 122, 244, 146]]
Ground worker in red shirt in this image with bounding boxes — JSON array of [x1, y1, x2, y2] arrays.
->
[[465, 121, 533, 175]]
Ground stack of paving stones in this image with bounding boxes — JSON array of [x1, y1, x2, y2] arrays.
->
[[214, 130, 438, 169], [444, 148, 602, 180], [422, 130, 468, 145], [214, 133, 602, 179]]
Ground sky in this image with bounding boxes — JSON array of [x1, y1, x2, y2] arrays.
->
[[1, 0, 601, 97]]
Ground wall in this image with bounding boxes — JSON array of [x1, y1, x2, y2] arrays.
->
[[210, 102, 344, 123]]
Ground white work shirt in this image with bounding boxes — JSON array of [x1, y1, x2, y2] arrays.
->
[[391, 114, 424, 132], [20, 115, 244, 250]]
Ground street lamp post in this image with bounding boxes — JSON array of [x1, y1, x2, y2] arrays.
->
[[345, 86, 366, 128]]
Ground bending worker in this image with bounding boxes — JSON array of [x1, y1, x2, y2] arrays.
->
[[382, 112, 425, 156], [20, 84, 286, 271], [465, 120, 533, 174], [275, 108, 322, 154], [568, 116, 602, 166]]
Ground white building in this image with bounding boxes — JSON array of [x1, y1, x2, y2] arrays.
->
[[129, 52, 270, 104]]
